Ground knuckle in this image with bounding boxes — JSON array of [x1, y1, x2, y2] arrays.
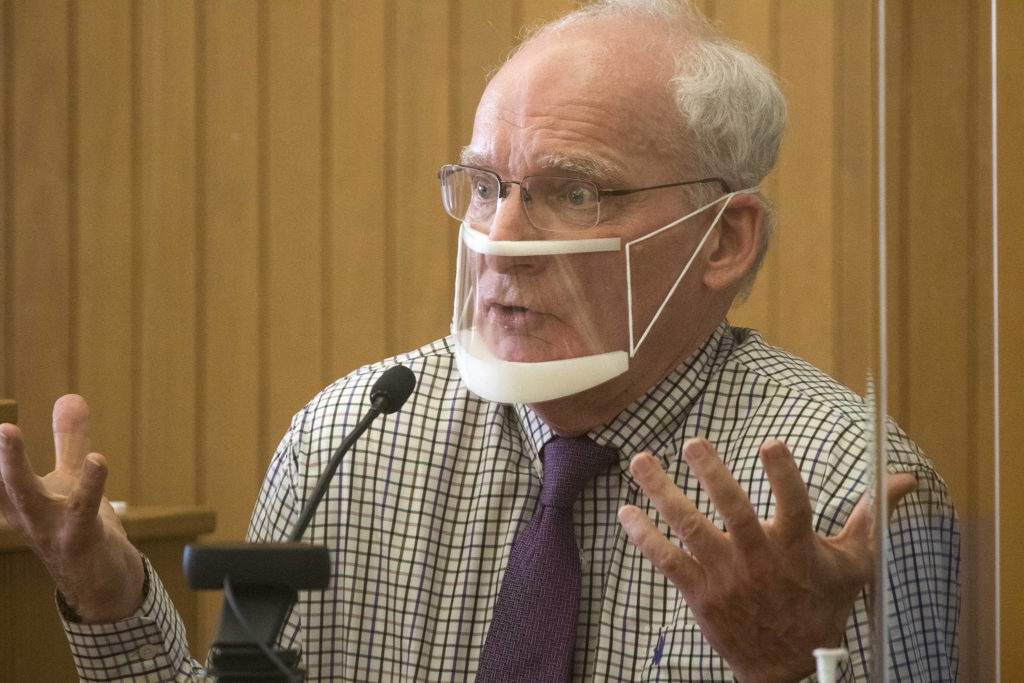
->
[[674, 513, 706, 542]]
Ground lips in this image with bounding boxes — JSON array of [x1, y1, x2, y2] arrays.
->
[[486, 300, 538, 332]]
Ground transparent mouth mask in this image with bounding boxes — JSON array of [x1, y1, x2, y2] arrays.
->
[[452, 191, 747, 404]]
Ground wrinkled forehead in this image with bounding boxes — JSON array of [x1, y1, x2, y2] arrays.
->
[[468, 18, 687, 181]]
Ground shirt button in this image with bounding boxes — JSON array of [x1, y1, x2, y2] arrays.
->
[[137, 644, 161, 660]]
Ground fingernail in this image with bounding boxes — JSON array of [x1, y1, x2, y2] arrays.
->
[[618, 505, 642, 530], [629, 452, 657, 476]]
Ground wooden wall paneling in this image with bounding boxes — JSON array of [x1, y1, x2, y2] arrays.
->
[[830, 1, 877, 395], [518, 0, 578, 28], [73, 0, 135, 501], [262, 0, 325, 461], [998, 0, 1024, 671], [326, 2, 390, 377], [136, 0, 198, 505], [882, 3, 910, 429], [198, 0, 261, 553], [197, 0, 263, 657], [713, 1, 781, 343], [898, 3, 974, 504], [964, 4, 997, 680], [0, 0, 8, 395], [887, 3, 994, 679], [767, 0, 837, 378], [8, 0, 73, 473], [390, 1, 453, 353], [452, 1, 517, 159]]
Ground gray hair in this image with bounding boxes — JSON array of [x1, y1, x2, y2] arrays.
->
[[509, 0, 787, 296]]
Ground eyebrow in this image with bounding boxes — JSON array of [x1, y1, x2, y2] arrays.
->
[[458, 148, 624, 185], [538, 154, 622, 184], [459, 147, 489, 168]]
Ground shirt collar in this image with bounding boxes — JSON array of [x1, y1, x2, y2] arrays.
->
[[513, 320, 733, 467]]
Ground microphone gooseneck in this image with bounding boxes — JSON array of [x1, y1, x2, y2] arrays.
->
[[288, 365, 416, 542]]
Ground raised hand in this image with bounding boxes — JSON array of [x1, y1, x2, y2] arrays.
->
[[0, 395, 144, 622], [618, 438, 917, 683]]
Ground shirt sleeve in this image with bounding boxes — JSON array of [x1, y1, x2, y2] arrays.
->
[[837, 465, 961, 681], [882, 466, 961, 680], [61, 555, 209, 682]]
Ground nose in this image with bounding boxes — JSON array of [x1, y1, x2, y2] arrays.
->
[[487, 182, 540, 242], [482, 184, 545, 274]]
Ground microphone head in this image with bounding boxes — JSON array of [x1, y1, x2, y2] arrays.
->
[[369, 365, 417, 414]]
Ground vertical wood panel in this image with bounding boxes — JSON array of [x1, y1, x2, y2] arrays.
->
[[74, 0, 135, 500], [197, 0, 263, 656], [136, 0, 198, 504], [899, 3, 973, 491], [831, 1, 877, 394], [390, 1, 453, 351], [769, 0, 836, 375], [263, 0, 324, 459], [885, 3, 995, 678], [9, 0, 72, 471], [519, 0, 577, 27], [998, 0, 1024, 671], [326, 1, 389, 377], [964, 4, 997, 679], [453, 1, 517, 150], [0, 0, 9, 395]]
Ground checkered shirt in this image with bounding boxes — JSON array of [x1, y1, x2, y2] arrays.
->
[[63, 322, 960, 681]]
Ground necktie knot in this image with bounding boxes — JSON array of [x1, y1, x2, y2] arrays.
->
[[540, 435, 619, 508]]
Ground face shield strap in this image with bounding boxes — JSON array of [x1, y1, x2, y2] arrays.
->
[[625, 189, 757, 356]]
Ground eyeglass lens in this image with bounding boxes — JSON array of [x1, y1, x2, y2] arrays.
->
[[440, 165, 599, 232]]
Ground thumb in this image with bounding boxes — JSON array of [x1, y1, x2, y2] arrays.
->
[[837, 472, 920, 547]]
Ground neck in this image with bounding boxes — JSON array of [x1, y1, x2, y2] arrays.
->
[[529, 315, 726, 437]]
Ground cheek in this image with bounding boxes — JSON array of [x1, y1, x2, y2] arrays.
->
[[624, 223, 711, 338]]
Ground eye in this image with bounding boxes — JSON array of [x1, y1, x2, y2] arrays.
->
[[554, 180, 598, 208], [472, 174, 498, 201], [565, 184, 594, 206]]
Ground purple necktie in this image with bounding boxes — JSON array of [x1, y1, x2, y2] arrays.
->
[[476, 435, 619, 682]]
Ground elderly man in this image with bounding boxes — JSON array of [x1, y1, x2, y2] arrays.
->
[[0, 1, 958, 681]]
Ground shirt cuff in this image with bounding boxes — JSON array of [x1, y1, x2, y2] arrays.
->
[[58, 555, 196, 681]]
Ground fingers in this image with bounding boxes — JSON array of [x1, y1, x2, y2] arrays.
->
[[618, 503, 704, 592], [759, 439, 814, 541], [0, 424, 43, 514], [53, 394, 91, 471], [69, 453, 109, 523], [628, 449, 725, 560], [886, 473, 918, 514], [833, 472, 921, 569], [680, 439, 765, 549]]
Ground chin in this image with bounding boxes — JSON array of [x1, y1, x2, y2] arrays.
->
[[482, 329, 592, 363]]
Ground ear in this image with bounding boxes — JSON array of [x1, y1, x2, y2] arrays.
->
[[702, 193, 763, 292]]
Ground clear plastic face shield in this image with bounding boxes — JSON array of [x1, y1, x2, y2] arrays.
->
[[440, 164, 752, 404]]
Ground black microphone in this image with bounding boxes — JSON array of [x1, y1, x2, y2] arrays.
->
[[184, 364, 416, 681], [288, 364, 416, 542], [368, 363, 417, 415]]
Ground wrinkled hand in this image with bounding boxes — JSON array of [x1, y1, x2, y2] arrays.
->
[[0, 395, 143, 622], [618, 438, 917, 683]]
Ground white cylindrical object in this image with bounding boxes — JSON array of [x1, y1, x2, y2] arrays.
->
[[813, 647, 847, 683]]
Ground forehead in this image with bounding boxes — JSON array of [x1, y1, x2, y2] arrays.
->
[[467, 18, 685, 183]]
